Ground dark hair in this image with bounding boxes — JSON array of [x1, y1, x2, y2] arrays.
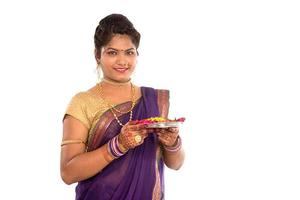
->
[[94, 14, 141, 57]]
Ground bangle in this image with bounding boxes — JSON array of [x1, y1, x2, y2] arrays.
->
[[107, 136, 127, 159], [61, 139, 86, 146], [163, 136, 182, 153]]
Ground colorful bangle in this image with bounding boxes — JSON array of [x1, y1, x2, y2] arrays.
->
[[107, 136, 127, 159], [163, 136, 182, 153]]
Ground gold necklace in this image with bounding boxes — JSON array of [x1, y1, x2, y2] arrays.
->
[[97, 82, 136, 126], [109, 107, 133, 127], [110, 84, 136, 114], [98, 82, 136, 114], [101, 77, 131, 86]]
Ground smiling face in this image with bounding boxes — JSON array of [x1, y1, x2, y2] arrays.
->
[[99, 34, 138, 83]]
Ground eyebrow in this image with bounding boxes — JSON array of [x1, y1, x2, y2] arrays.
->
[[105, 47, 136, 52]]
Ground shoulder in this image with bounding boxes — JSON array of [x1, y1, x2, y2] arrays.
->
[[66, 88, 104, 115], [70, 85, 101, 104], [65, 89, 105, 130], [68, 91, 90, 107], [65, 91, 89, 114], [71, 91, 87, 101]]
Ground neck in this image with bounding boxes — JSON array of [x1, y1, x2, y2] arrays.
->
[[101, 77, 131, 86]]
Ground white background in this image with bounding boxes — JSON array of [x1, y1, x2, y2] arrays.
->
[[0, 0, 299, 199]]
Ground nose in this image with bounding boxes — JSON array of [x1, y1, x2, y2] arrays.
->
[[116, 53, 127, 66]]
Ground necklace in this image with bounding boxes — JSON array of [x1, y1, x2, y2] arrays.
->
[[98, 82, 136, 114], [101, 77, 131, 86], [97, 82, 136, 126]]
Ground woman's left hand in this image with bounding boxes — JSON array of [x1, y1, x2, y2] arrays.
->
[[156, 127, 179, 147]]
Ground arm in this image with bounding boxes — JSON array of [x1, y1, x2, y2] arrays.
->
[[162, 144, 185, 170], [156, 89, 185, 169], [60, 116, 152, 185], [156, 128, 185, 170], [60, 115, 115, 185]]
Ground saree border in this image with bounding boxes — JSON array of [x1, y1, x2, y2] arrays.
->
[[153, 89, 170, 200], [87, 89, 170, 151], [87, 101, 133, 151]]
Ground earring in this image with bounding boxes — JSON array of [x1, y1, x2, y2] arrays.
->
[[96, 63, 102, 83]]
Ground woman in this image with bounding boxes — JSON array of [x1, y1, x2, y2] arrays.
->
[[60, 14, 185, 200]]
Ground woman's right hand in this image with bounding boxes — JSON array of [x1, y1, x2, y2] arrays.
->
[[118, 121, 154, 151]]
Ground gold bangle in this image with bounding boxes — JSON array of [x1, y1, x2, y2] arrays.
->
[[104, 144, 115, 162], [61, 139, 86, 146]]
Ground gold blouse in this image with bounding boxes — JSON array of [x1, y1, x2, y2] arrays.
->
[[64, 91, 109, 144]]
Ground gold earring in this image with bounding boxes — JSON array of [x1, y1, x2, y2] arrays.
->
[[96, 63, 102, 83]]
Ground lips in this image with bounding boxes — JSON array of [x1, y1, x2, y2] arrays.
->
[[114, 67, 128, 73]]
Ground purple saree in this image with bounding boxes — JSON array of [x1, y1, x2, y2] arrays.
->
[[75, 87, 168, 200]]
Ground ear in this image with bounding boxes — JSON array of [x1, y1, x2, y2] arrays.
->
[[94, 48, 100, 63]]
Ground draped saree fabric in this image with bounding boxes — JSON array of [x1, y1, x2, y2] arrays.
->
[[75, 87, 167, 200]]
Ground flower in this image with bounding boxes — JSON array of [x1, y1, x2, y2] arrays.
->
[[136, 117, 185, 124]]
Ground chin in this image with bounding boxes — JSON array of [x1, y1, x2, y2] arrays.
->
[[107, 77, 131, 83], [119, 78, 131, 83], [116, 75, 131, 82]]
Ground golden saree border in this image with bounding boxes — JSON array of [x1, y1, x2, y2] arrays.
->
[[87, 101, 134, 151], [152, 89, 170, 200]]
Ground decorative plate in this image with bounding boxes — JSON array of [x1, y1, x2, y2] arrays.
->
[[145, 121, 183, 128], [136, 117, 185, 129]]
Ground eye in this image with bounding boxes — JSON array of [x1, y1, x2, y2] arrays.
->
[[126, 50, 136, 56], [106, 51, 117, 56]]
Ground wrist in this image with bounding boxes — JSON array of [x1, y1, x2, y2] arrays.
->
[[163, 136, 182, 153], [163, 136, 179, 148], [107, 135, 128, 159], [117, 135, 129, 153], [104, 143, 115, 162]]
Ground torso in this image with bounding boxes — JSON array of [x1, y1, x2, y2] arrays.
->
[[71, 85, 164, 199]]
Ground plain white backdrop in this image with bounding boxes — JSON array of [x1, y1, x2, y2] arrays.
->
[[0, 0, 299, 199]]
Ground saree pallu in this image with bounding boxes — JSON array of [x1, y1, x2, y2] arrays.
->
[[75, 87, 168, 200]]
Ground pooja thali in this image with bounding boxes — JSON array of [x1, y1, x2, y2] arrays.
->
[[145, 121, 183, 128], [136, 117, 185, 129]]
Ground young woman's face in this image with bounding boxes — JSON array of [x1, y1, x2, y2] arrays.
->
[[99, 34, 138, 83]]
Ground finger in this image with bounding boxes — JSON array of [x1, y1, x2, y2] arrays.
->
[[156, 128, 167, 134], [122, 130, 133, 137], [158, 135, 177, 147], [127, 120, 139, 125], [123, 121, 138, 130], [157, 133, 169, 141], [168, 127, 179, 133], [163, 130, 179, 137], [156, 132, 162, 137], [128, 124, 146, 131], [156, 131, 171, 138], [166, 131, 173, 137], [162, 132, 177, 140], [121, 125, 128, 132], [157, 135, 169, 145], [154, 128, 165, 133], [137, 130, 148, 138]]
